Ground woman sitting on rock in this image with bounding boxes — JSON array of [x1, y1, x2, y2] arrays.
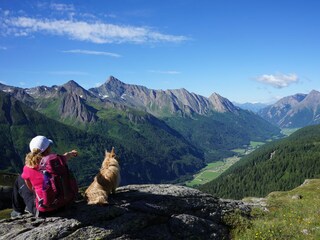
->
[[11, 135, 78, 218]]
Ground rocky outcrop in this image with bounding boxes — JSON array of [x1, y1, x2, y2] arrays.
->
[[0, 184, 252, 240]]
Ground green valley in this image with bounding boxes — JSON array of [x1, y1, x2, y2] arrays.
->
[[185, 156, 240, 187], [200, 124, 320, 199], [185, 140, 269, 187]]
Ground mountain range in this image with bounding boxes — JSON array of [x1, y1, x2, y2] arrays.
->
[[0, 76, 281, 186], [258, 90, 320, 128]]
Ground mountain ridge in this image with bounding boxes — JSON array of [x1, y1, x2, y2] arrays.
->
[[89, 76, 240, 117], [1, 76, 240, 120], [258, 90, 320, 128]]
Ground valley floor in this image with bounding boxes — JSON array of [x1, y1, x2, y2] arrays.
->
[[185, 156, 240, 187], [185, 141, 266, 187]]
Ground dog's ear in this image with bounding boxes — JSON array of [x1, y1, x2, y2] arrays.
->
[[110, 147, 115, 158]]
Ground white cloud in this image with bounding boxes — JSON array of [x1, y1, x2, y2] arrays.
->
[[2, 16, 188, 44], [63, 49, 121, 58], [255, 73, 299, 88], [149, 70, 181, 74], [0, 46, 7, 50]]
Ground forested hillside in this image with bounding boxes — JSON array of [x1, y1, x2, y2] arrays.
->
[[199, 124, 320, 199]]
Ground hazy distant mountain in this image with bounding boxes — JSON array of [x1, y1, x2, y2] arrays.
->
[[258, 90, 320, 128], [233, 102, 269, 113]]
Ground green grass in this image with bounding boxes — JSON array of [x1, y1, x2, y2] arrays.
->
[[250, 141, 265, 148], [225, 179, 320, 239], [185, 156, 240, 187], [281, 128, 300, 136], [232, 148, 246, 154], [0, 209, 11, 220], [38, 99, 61, 119], [232, 141, 266, 155], [186, 142, 269, 188]]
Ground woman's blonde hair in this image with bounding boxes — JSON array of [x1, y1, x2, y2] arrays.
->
[[25, 148, 45, 168]]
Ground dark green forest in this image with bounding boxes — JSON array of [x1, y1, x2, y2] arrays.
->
[[199, 124, 320, 199]]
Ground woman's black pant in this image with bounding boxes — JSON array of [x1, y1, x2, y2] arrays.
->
[[12, 175, 37, 215]]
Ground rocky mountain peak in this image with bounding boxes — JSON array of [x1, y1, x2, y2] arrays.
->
[[61, 80, 94, 100], [63, 80, 81, 89], [105, 76, 128, 93], [305, 89, 320, 99], [209, 92, 238, 113], [106, 75, 126, 86], [90, 76, 127, 99], [258, 90, 320, 128], [298, 90, 320, 109], [274, 93, 306, 108], [61, 80, 86, 93]]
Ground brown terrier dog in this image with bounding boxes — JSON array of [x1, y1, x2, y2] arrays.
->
[[85, 147, 120, 204]]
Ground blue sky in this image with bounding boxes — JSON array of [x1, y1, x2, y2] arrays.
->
[[1, 0, 320, 103]]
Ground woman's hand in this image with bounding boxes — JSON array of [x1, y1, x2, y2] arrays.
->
[[64, 150, 78, 160], [70, 150, 78, 157]]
